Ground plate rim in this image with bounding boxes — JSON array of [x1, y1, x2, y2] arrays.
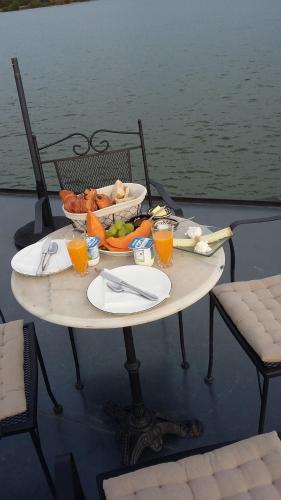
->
[[87, 265, 171, 314], [99, 248, 133, 257]]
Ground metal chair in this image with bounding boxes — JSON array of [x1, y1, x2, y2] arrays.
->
[[0, 310, 62, 498], [205, 214, 281, 433], [12, 58, 189, 390], [38, 121, 189, 370], [12, 58, 183, 246], [35, 124, 189, 379]]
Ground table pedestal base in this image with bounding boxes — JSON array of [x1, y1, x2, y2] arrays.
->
[[105, 401, 202, 465]]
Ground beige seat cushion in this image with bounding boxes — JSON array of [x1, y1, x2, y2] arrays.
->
[[0, 320, 27, 420], [213, 275, 281, 363], [103, 431, 281, 500]]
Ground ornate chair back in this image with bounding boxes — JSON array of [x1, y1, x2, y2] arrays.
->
[[37, 120, 152, 205]]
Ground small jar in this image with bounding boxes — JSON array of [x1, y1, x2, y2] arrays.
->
[[129, 237, 154, 266], [86, 236, 100, 266]]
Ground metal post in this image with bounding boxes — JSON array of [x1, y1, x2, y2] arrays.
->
[[12, 58, 68, 248], [11, 58, 53, 227], [138, 119, 153, 207], [123, 326, 146, 421]]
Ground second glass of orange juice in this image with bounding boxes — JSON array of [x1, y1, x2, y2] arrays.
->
[[67, 237, 88, 276], [152, 220, 174, 268]]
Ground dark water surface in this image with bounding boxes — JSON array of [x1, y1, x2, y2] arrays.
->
[[1, 0, 281, 200]]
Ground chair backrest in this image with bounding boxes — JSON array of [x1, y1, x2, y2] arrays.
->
[[37, 121, 152, 205], [54, 149, 132, 192]]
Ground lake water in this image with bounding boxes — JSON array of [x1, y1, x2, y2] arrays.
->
[[1, 0, 281, 201]]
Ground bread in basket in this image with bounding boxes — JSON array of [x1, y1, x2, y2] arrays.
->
[[61, 183, 147, 227]]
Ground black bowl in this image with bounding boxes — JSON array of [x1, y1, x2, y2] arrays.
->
[[128, 214, 150, 229], [147, 206, 172, 218], [152, 217, 179, 230]]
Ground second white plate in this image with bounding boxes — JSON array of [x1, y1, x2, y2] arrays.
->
[[11, 239, 72, 276], [87, 265, 171, 314], [99, 248, 133, 257]]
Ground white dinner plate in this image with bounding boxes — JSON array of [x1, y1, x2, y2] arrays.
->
[[99, 248, 133, 257], [87, 265, 171, 314], [11, 239, 72, 276]]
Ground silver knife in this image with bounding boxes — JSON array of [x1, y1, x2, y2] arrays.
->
[[100, 269, 159, 301], [36, 238, 51, 275]]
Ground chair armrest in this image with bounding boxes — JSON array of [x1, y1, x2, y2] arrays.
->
[[230, 214, 281, 231], [55, 453, 86, 500], [149, 179, 183, 216], [228, 213, 281, 282]]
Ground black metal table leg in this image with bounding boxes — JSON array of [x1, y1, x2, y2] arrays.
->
[[105, 326, 202, 465], [68, 327, 84, 390], [178, 311, 189, 369]]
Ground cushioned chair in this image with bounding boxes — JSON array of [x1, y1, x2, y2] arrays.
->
[[55, 431, 281, 499], [0, 312, 62, 498], [205, 214, 281, 433]]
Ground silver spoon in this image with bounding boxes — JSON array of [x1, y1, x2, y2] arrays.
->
[[106, 281, 147, 299], [42, 241, 58, 272]]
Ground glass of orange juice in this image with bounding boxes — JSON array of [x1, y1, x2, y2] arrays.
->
[[152, 219, 174, 268], [67, 235, 88, 276]]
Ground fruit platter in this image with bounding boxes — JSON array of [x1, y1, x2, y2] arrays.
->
[[59, 180, 147, 227]]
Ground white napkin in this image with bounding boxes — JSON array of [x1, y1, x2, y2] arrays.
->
[[11, 239, 72, 276], [101, 277, 148, 309]]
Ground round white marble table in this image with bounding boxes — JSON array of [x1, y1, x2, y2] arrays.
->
[[11, 219, 225, 465], [11, 221, 225, 330]]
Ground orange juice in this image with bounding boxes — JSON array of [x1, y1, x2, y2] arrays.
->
[[67, 239, 88, 275], [153, 229, 173, 267]]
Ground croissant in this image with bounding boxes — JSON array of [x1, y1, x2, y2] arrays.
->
[[85, 198, 98, 212], [59, 190, 75, 202], [63, 195, 82, 213], [96, 194, 113, 209], [84, 188, 98, 211], [84, 188, 97, 200], [60, 186, 112, 213], [63, 193, 98, 213]]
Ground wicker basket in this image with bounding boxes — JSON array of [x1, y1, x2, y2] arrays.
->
[[62, 183, 147, 228]]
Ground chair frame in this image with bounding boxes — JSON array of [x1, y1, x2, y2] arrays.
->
[[34, 119, 183, 231], [12, 54, 183, 244], [0, 312, 62, 498], [33, 125, 189, 385], [205, 214, 281, 433], [35, 123, 189, 378]]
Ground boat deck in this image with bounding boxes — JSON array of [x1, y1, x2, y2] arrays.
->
[[1, 191, 281, 500]]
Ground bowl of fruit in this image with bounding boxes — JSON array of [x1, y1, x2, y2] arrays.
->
[[105, 220, 135, 238], [85, 211, 152, 256], [100, 218, 152, 256]]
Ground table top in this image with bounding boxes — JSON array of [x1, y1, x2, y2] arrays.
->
[[11, 219, 225, 329]]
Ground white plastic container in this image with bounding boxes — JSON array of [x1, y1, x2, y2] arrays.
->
[[86, 237, 100, 266], [129, 238, 155, 266]]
